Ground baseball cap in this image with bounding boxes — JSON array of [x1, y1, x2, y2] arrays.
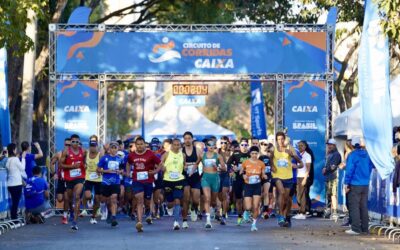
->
[[351, 137, 362, 146], [326, 138, 336, 145], [109, 141, 119, 148]]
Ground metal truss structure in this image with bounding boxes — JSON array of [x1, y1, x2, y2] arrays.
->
[[48, 23, 334, 207]]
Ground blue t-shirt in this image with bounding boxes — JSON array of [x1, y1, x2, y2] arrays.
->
[[98, 154, 123, 185], [23, 153, 36, 178], [24, 176, 48, 209]]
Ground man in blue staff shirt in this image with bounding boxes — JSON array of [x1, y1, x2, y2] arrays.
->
[[98, 141, 124, 228], [344, 137, 374, 235], [25, 166, 51, 223]]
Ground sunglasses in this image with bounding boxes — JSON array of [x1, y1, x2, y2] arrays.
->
[[240, 144, 248, 147], [221, 141, 228, 144], [260, 143, 267, 146], [71, 141, 79, 144]]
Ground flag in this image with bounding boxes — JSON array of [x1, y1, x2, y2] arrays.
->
[[250, 77, 267, 139]]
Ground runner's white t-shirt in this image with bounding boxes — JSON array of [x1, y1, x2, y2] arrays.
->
[[297, 151, 312, 178]]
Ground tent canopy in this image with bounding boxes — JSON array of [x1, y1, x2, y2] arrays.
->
[[333, 76, 400, 139], [129, 97, 236, 142]]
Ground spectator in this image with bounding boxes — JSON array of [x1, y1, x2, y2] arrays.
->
[[392, 143, 400, 204], [339, 139, 354, 227], [20, 141, 43, 179], [24, 166, 51, 224], [303, 141, 315, 215], [322, 138, 341, 219], [6, 143, 26, 219], [344, 137, 374, 235]]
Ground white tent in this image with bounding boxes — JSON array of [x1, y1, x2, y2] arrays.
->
[[333, 76, 400, 138], [129, 97, 236, 141]]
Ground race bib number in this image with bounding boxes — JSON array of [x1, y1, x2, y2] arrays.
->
[[265, 166, 271, 174], [249, 175, 261, 184], [137, 171, 149, 181], [169, 172, 180, 180], [70, 169, 82, 178], [89, 172, 99, 180], [204, 159, 216, 168], [277, 159, 289, 168]]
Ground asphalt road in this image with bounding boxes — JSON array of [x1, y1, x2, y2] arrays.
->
[[0, 215, 396, 250]]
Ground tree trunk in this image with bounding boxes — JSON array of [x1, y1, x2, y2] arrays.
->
[[19, 9, 37, 144]]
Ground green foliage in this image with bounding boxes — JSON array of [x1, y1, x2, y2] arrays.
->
[[0, 0, 47, 55]]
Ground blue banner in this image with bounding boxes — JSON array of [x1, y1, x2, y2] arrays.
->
[[250, 79, 267, 139], [284, 81, 327, 202], [55, 80, 98, 151], [0, 47, 11, 147], [56, 31, 327, 74], [358, 0, 394, 179]]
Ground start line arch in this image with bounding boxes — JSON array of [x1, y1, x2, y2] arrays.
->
[[48, 23, 335, 207]]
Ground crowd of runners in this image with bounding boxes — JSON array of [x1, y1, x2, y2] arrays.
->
[[49, 130, 317, 233]]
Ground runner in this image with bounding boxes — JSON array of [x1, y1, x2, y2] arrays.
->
[[83, 139, 103, 224], [241, 146, 267, 231], [97, 141, 124, 227], [117, 140, 129, 216], [60, 134, 86, 231], [250, 137, 259, 148], [200, 139, 226, 229], [270, 132, 303, 228], [161, 138, 185, 230], [50, 137, 71, 225], [150, 138, 166, 219], [127, 137, 162, 233], [258, 140, 273, 219], [125, 140, 136, 221], [182, 131, 202, 228], [217, 136, 231, 225], [227, 138, 250, 225]]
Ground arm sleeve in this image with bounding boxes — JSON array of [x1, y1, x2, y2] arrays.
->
[[344, 154, 355, 185]]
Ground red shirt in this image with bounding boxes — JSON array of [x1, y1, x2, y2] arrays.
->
[[128, 149, 161, 184], [63, 147, 85, 181]]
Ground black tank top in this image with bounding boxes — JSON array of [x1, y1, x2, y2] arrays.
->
[[183, 146, 198, 164]]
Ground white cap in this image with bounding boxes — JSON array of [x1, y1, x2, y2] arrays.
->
[[326, 138, 336, 145], [351, 137, 362, 146]]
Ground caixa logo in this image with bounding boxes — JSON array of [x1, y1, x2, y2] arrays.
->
[[292, 106, 318, 112]]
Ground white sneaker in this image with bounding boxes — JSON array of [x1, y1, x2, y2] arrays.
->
[[205, 221, 212, 229], [101, 211, 107, 221], [90, 218, 97, 224], [79, 209, 88, 217], [345, 229, 360, 235], [190, 210, 198, 222], [167, 207, 174, 216], [173, 221, 180, 230], [293, 214, 306, 220], [182, 221, 189, 229]]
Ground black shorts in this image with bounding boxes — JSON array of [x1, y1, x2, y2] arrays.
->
[[272, 178, 294, 190], [232, 174, 244, 199], [163, 180, 185, 203], [154, 178, 164, 190], [184, 173, 202, 189], [102, 184, 120, 197], [244, 183, 262, 197], [84, 181, 102, 195], [56, 180, 66, 194], [66, 179, 85, 190]]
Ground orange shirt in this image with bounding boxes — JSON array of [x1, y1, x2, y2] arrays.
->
[[242, 159, 265, 184]]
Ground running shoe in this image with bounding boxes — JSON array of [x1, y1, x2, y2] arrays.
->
[[61, 216, 68, 225], [136, 222, 143, 232], [205, 222, 212, 229], [90, 218, 98, 224], [145, 216, 153, 225], [277, 215, 285, 227], [283, 217, 292, 228], [293, 214, 306, 220], [190, 210, 198, 222], [262, 211, 269, 220], [243, 211, 250, 223], [79, 209, 88, 217], [251, 224, 258, 232], [220, 217, 226, 225], [71, 222, 78, 231], [101, 211, 107, 221], [111, 219, 118, 227], [182, 221, 189, 229], [210, 208, 215, 220], [345, 229, 360, 235], [215, 214, 221, 222], [173, 221, 180, 230], [167, 207, 174, 216], [237, 217, 243, 226]]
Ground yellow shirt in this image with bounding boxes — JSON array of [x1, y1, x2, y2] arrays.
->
[[163, 151, 185, 182], [272, 147, 293, 180], [85, 153, 102, 182]]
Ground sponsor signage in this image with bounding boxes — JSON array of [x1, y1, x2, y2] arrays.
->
[[175, 96, 206, 107]]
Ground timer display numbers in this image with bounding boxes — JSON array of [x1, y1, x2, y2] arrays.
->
[[172, 84, 208, 96]]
